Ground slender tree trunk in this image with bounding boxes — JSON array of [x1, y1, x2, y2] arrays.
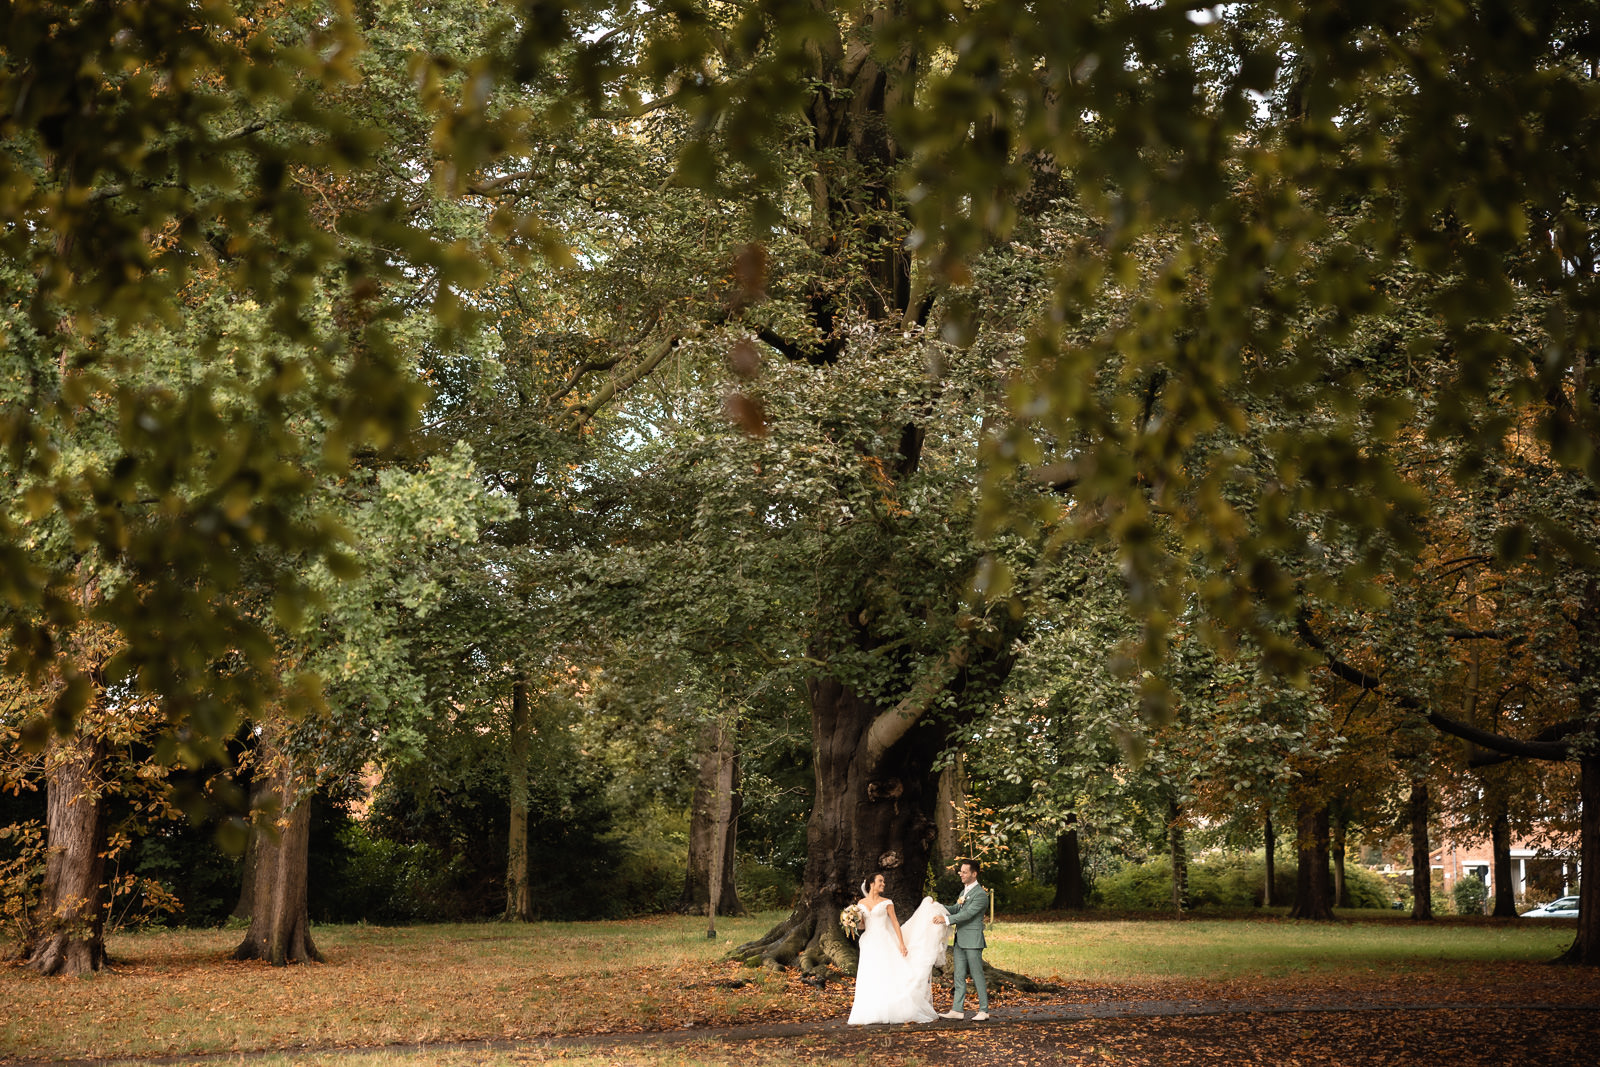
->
[[678, 719, 744, 916], [1263, 811, 1276, 907], [233, 743, 322, 965], [1052, 816, 1086, 910], [1331, 811, 1349, 909], [1288, 802, 1335, 920], [705, 714, 740, 934], [26, 733, 110, 976], [505, 679, 533, 921], [932, 754, 965, 875], [1491, 807, 1517, 918], [1410, 778, 1433, 921], [1168, 799, 1189, 913]]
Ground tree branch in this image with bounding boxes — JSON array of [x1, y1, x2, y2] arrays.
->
[[564, 334, 679, 427], [1426, 710, 1573, 762], [863, 644, 970, 772], [1297, 614, 1579, 763]]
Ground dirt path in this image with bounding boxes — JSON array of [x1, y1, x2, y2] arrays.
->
[[9, 998, 1599, 1067]]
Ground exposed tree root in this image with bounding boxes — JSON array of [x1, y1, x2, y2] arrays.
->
[[24, 932, 105, 977], [735, 905, 1064, 992], [964, 960, 1065, 994]]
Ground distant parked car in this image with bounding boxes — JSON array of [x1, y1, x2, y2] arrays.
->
[[1521, 895, 1580, 918]]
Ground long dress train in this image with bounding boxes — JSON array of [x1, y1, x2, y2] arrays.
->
[[847, 896, 949, 1025]]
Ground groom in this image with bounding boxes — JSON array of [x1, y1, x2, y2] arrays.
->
[[932, 858, 989, 1021]]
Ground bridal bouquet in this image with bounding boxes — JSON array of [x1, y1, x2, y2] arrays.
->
[[839, 903, 865, 939]]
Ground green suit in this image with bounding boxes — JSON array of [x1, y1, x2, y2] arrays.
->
[[944, 883, 989, 1012]]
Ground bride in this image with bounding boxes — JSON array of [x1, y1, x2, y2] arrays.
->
[[846, 873, 949, 1025]]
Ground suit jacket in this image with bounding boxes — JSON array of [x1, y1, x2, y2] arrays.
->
[[945, 883, 989, 949]]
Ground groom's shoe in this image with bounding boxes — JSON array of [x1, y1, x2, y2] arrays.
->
[[938, 1010, 964, 1020], [971, 1011, 990, 1022]]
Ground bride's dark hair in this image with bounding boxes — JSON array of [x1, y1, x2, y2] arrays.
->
[[861, 872, 887, 896]]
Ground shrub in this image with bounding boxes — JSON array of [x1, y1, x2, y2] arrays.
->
[[993, 878, 1056, 913], [737, 856, 797, 910], [1339, 862, 1395, 909], [1452, 876, 1488, 916], [318, 822, 466, 923], [1097, 856, 1182, 909], [0, 821, 44, 960], [1094, 852, 1395, 910]]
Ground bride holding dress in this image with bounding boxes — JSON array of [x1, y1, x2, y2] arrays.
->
[[846, 873, 950, 1025]]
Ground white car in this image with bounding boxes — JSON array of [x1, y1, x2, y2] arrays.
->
[[1521, 895, 1580, 918]]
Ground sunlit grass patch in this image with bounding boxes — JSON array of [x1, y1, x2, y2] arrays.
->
[[987, 915, 1576, 981]]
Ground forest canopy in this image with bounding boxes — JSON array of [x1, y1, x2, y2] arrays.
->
[[2, 0, 1597, 972]]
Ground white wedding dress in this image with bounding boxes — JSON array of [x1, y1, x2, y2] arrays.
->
[[847, 896, 949, 1025]]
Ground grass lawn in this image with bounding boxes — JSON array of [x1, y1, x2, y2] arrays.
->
[[995, 908, 1579, 980], [0, 911, 1586, 1065]]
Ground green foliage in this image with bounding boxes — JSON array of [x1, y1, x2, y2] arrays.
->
[[116, 824, 241, 929], [736, 856, 797, 912], [1452, 876, 1489, 917], [315, 823, 464, 925], [0, 1, 481, 752], [992, 878, 1056, 915], [1095, 853, 1394, 911], [0, 819, 44, 959]]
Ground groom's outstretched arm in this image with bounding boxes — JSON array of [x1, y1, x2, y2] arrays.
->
[[945, 891, 986, 929]]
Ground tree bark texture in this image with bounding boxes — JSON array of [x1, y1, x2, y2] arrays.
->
[[1410, 779, 1433, 921], [932, 754, 965, 875], [735, 677, 945, 973], [705, 716, 741, 930], [231, 778, 271, 921], [677, 719, 743, 917], [1168, 800, 1189, 913], [1557, 575, 1600, 963], [1052, 817, 1086, 910], [26, 733, 110, 976], [1331, 812, 1348, 909], [1559, 754, 1599, 964], [1263, 812, 1276, 907], [505, 679, 533, 922], [1491, 807, 1518, 919], [233, 747, 322, 966], [1288, 802, 1335, 920]]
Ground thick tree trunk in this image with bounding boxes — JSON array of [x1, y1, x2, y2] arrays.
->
[[1557, 576, 1600, 963], [1263, 812, 1276, 907], [1331, 811, 1348, 909], [1410, 778, 1433, 921], [1557, 754, 1599, 965], [1052, 817, 1086, 910], [1491, 807, 1518, 918], [233, 747, 322, 965], [26, 733, 110, 976], [1168, 799, 1189, 913], [505, 679, 533, 921], [735, 677, 944, 974], [677, 719, 743, 917], [1288, 802, 1335, 920], [231, 777, 272, 921]]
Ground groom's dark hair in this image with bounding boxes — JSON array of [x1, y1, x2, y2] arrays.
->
[[957, 858, 980, 874]]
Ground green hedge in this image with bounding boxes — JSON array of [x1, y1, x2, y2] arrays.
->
[[1095, 852, 1394, 910]]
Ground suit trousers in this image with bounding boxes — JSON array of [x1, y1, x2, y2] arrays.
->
[[951, 945, 987, 1011]]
